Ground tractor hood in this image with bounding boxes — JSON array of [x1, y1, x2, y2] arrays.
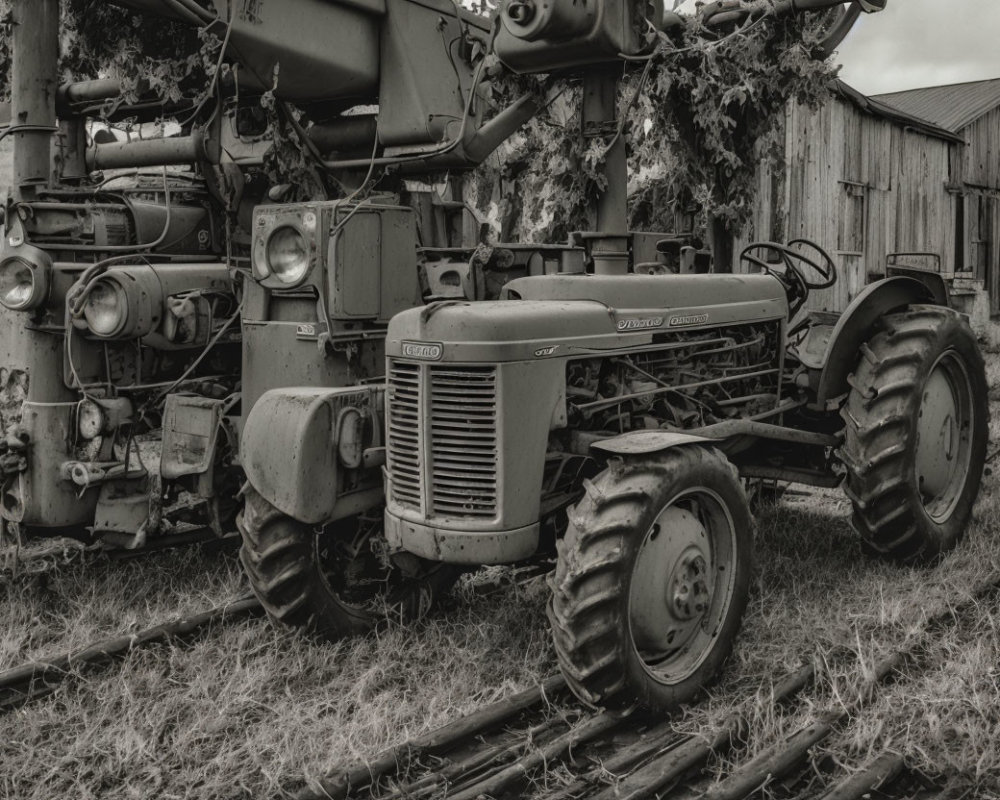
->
[[387, 274, 788, 363]]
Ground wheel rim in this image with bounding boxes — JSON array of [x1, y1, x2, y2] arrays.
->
[[627, 487, 738, 686], [914, 350, 975, 523]]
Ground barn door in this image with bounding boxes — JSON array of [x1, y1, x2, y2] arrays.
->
[[990, 198, 1000, 316], [968, 194, 999, 313]]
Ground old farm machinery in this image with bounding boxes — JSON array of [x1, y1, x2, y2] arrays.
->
[[0, 0, 254, 550], [231, 0, 987, 713], [3, 0, 987, 714]]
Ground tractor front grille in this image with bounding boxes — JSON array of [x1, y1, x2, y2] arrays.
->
[[387, 362, 423, 509], [387, 361, 499, 519]]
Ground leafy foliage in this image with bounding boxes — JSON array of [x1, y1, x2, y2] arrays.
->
[[0, 0, 837, 243], [0, 1, 218, 113], [480, 10, 838, 242]]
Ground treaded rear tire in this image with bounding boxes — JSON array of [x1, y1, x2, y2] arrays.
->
[[548, 447, 752, 712], [839, 306, 987, 563], [237, 487, 457, 640]]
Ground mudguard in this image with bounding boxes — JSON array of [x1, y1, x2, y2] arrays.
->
[[241, 385, 382, 525], [591, 431, 716, 457], [813, 277, 939, 408]]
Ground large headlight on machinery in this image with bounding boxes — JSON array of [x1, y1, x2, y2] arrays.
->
[[252, 206, 319, 288], [83, 280, 130, 337], [0, 245, 51, 311], [266, 225, 311, 285], [75, 267, 163, 340]]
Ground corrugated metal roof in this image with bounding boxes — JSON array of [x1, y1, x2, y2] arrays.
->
[[873, 77, 1000, 132], [834, 80, 964, 143]]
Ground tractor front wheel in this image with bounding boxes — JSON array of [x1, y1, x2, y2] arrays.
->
[[548, 447, 752, 712], [237, 487, 458, 640], [839, 306, 988, 563]]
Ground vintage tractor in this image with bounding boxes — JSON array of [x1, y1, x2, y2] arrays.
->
[[235, 0, 988, 713], [0, 0, 266, 549]]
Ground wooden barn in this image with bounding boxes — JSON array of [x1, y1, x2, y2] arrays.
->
[[737, 77, 1000, 331]]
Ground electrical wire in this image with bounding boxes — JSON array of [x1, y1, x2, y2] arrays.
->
[[319, 11, 501, 172], [65, 323, 101, 402], [157, 0, 205, 26], [619, 8, 770, 62], [144, 295, 244, 410], [0, 124, 60, 145], [599, 57, 655, 158], [174, 16, 235, 130], [29, 167, 175, 254]]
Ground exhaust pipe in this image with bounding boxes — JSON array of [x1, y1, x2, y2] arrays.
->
[[9, 0, 59, 195]]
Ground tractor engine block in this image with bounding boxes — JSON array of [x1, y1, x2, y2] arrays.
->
[[564, 321, 783, 436]]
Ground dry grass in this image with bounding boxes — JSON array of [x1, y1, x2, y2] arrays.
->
[[0, 549, 555, 799], [1, 334, 999, 798]]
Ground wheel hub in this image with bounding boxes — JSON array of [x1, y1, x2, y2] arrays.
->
[[629, 505, 713, 659], [626, 486, 740, 687], [668, 547, 712, 621], [914, 351, 973, 521]]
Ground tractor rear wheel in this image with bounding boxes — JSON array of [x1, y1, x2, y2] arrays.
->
[[548, 447, 752, 712], [839, 306, 987, 563], [237, 487, 458, 640]]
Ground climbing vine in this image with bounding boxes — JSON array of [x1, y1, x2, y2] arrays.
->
[[477, 7, 839, 242], [0, 1, 219, 115], [0, 0, 840, 241]]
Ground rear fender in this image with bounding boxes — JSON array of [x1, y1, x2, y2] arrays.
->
[[813, 277, 938, 408], [591, 431, 716, 459], [241, 385, 383, 524]]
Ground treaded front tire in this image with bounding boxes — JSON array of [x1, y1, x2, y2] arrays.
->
[[237, 487, 457, 640], [839, 306, 987, 563], [548, 447, 753, 712]]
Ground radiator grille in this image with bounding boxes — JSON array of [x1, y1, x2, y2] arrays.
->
[[387, 362, 423, 509], [428, 367, 498, 517], [387, 361, 499, 518]]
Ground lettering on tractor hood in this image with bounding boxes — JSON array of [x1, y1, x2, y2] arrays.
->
[[616, 317, 664, 332], [402, 341, 443, 360], [669, 313, 711, 327]]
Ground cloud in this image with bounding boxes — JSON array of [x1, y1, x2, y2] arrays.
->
[[836, 0, 1000, 95]]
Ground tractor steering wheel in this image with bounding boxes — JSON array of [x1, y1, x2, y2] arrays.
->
[[739, 239, 837, 317]]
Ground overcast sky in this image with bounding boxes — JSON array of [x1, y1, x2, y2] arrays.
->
[[835, 0, 1000, 96]]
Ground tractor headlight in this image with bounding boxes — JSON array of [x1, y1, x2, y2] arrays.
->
[[83, 280, 129, 337], [0, 259, 36, 309], [0, 250, 51, 311], [266, 226, 310, 285]]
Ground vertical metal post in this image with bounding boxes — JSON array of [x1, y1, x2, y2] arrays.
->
[[582, 70, 629, 275], [57, 120, 91, 182], [10, 0, 59, 196]]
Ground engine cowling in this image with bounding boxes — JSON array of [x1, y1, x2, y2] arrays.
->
[[383, 273, 787, 565]]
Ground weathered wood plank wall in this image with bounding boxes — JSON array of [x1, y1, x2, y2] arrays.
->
[[736, 97, 960, 315]]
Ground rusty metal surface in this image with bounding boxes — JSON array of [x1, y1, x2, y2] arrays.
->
[[160, 396, 224, 480], [241, 386, 383, 524]]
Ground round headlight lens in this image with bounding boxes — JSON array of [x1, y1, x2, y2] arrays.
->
[[77, 399, 105, 440], [266, 226, 310, 285], [83, 280, 128, 337], [0, 259, 36, 310]]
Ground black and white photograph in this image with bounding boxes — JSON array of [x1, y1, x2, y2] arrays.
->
[[1, 0, 999, 797]]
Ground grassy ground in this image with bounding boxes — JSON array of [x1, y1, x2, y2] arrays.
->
[[1, 346, 999, 799]]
